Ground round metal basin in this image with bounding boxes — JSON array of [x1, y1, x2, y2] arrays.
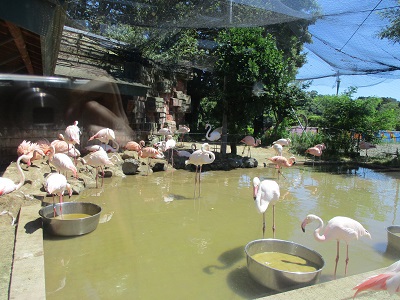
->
[[244, 239, 325, 292], [39, 202, 102, 236], [387, 225, 400, 252]]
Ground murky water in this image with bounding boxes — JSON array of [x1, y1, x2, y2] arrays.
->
[[43, 164, 400, 299]]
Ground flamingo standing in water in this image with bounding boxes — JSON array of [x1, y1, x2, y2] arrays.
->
[[88, 128, 119, 152], [305, 146, 323, 166], [240, 136, 261, 157], [0, 154, 31, 196], [252, 177, 280, 238], [138, 147, 165, 175], [267, 156, 296, 179], [205, 124, 222, 151], [45, 173, 73, 217], [185, 143, 215, 197], [353, 260, 400, 298], [301, 214, 371, 279]]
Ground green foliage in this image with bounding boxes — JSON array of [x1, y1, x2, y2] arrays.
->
[[378, 3, 400, 44]]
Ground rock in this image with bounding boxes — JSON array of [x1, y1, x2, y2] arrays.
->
[[242, 157, 258, 168], [122, 159, 140, 175]]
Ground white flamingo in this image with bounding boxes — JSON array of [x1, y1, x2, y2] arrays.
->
[[205, 124, 222, 151], [45, 173, 73, 217], [252, 177, 280, 238], [0, 154, 31, 196], [185, 143, 215, 197]]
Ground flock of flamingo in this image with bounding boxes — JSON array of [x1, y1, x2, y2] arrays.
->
[[0, 122, 397, 297]]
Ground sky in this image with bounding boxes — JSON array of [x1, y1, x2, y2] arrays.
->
[[306, 77, 400, 100]]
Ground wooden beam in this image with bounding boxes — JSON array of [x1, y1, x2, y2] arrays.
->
[[5, 21, 34, 74]]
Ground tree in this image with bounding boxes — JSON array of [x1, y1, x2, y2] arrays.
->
[[379, 2, 400, 43], [212, 27, 294, 153]]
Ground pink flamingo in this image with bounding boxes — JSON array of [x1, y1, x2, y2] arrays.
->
[[272, 138, 291, 147], [16, 140, 45, 166], [301, 214, 371, 279], [240, 136, 261, 157], [47, 145, 78, 179], [124, 140, 145, 152], [305, 146, 323, 166], [0, 154, 31, 196], [45, 173, 73, 217], [267, 156, 296, 179], [61, 120, 81, 153], [252, 177, 280, 238], [138, 147, 165, 175], [88, 128, 119, 151], [185, 143, 215, 197], [353, 260, 400, 298], [79, 146, 115, 188]]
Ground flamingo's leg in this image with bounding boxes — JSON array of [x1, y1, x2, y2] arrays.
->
[[334, 240, 340, 279], [272, 205, 276, 238], [345, 244, 349, 276], [262, 212, 265, 238]]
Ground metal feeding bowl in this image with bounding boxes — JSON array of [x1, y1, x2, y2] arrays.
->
[[387, 225, 400, 252], [39, 202, 102, 236], [245, 239, 325, 292]]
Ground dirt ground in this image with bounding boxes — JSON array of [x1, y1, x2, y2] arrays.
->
[[0, 142, 399, 299]]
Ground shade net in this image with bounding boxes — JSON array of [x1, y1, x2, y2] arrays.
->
[[64, 0, 400, 86]]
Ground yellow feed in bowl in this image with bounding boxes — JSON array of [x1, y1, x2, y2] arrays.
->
[[252, 251, 319, 273], [53, 213, 92, 220]]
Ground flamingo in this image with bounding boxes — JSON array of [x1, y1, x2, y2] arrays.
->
[[252, 177, 280, 238], [359, 141, 376, 157], [61, 120, 81, 155], [267, 156, 296, 179], [45, 173, 73, 217], [79, 146, 115, 188], [272, 144, 283, 156], [163, 135, 177, 168], [240, 136, 261, 157], [305, 146, 323, 166], [88, 128, 119, 152], [176, 125, 190, 146], [123, 140, 145, 152], [16, 140, 45, 166], [49, 135, 81, 159], [185, 143, 215, 197], [353, 260, 400, 298], [47, 145, 78, 179], [205, 124, 222, 151], [301, 214, 371, 279], [0, 154, 31, 196], [157, 126, 172, 141], [272, 138, 291, 147], [175, 144, 197, 158], [138, 147, 165, 175]]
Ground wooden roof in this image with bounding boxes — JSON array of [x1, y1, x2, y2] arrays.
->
[[0, 19, 43, 75]]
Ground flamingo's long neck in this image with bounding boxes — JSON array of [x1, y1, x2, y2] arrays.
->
[[15, 155, 26, 190], [313, 216, 327, 242], [206, 126, 212, 139]]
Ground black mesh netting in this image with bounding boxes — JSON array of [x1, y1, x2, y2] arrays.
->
[[64, 0, 400, 88]]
